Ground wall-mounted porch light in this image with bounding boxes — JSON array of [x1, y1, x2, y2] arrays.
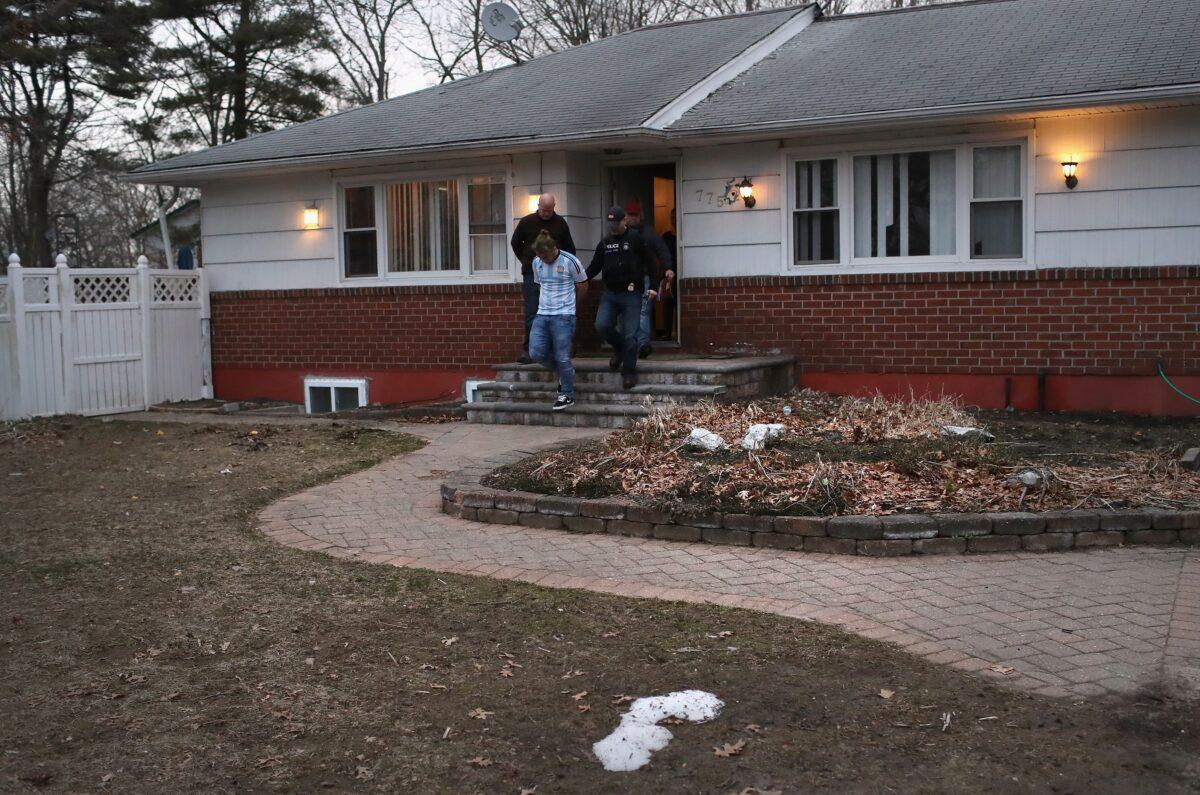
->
[[1061, 160, 1079, 190], [526, 194, 540, 214], [303, 202, 320, 229], [737, 177, 756, 208]]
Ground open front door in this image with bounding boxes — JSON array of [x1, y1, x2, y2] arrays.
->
[[606, 162, 680, 345]]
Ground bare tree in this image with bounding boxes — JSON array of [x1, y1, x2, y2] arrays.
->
[[312, 0, 411, 105]]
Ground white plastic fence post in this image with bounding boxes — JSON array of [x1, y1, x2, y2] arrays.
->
[[198, 267, 213, 399], [56, 254, 75, 414], [8, 253, 27, 418], [137, 255, 153, 410]]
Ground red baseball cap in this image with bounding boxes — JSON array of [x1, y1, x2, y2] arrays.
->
[[623, 199, 642, 215]]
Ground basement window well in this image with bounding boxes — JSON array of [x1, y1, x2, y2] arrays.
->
[[304, 377, 368, 414]]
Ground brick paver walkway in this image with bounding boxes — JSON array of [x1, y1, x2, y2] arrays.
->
[[245, 420, 1198, 699]]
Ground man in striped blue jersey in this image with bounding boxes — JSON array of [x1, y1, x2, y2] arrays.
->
[[529, 231, 589, 411]]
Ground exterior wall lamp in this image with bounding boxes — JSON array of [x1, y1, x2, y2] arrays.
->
[[1061, 160, 1079, 190], [737, 176, 757, 208], [303, 202, 320, 229], [526, 194, 540, 214]]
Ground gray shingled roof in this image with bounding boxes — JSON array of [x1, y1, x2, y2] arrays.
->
[[134, 5, 805, 175], [671, 0, 1200, 131]]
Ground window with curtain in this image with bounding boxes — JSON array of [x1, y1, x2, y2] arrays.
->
[[793, 159, 839, 264], [467, 177, 507, 272], [386, 179, 459, 272], [853, 149, 956, 259], [342, 186, 378, 278], [971, 145, 1023, 259]]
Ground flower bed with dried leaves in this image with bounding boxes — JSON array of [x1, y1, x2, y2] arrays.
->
[[487, 391, 1200, 517]]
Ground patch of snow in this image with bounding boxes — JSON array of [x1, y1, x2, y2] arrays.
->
[[742, 423, 786, 451], [940, 425, 995, 442], [592, 690, 723, 772], [685, 428, 728, 452]]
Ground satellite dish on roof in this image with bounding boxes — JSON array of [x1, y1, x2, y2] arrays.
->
[[481, 2, 525, 42]]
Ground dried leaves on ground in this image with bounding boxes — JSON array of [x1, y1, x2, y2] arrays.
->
[[487, 391, 1200, 516]]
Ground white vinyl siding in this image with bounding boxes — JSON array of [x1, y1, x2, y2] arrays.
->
[[1033, 106, 1200, 267]]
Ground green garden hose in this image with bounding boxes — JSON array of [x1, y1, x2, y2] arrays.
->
[[1158, 361, 1200, 406]]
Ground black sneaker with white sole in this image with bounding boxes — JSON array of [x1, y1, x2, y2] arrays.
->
[[552, 395, 575, 411]]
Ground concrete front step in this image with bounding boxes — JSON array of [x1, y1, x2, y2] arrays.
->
[[473, 380, 725, 406], [495, 354, 795, 393], [464, 400, 651, 428], [469, 354, 797, 426]]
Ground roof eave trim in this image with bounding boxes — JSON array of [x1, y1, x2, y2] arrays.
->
[[123, 127, 668, 183], [669, 82, 1200, 137], [641, 3, 818, 131]]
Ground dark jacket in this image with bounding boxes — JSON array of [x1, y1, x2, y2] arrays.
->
[[510, 212, 577, 277], [586, 228, 661, 294], [627, 221, 673, 273]]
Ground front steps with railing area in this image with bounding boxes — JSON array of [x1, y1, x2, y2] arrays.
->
[[465, 354, 797, 427]]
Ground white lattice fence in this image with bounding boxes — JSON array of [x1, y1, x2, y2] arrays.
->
[[2, 254, 211, 420]]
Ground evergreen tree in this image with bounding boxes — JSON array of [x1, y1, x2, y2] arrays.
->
[[155, 0, 337, 146], [0, 0, 151, 266]]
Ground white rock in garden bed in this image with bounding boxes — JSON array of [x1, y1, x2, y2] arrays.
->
[[742, 423, 787, 451], [940, 425, 995, 442], [685, 428, 728, 452]]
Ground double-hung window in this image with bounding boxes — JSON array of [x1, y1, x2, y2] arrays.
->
[[342, 186, 379, 277], [466, 177, 508, 272], [793, 158, 840, 265], [341, 173, 510, 279], [970, 145, 1023, 259], [788, 139, 1027, 270]]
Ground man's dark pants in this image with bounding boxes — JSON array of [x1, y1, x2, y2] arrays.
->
[[521, 271, 540, 354], [594, 289, 642, 377]]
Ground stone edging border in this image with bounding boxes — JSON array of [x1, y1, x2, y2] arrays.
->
[[439, 449, 1200, 557]]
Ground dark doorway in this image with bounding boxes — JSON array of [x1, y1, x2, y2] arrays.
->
[[606, 162, 679, 345]]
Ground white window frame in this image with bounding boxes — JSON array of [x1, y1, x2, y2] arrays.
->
[[335, 167, 515, 285], [782, 132, 1034, 276], [304, 376, 368, 414], [791, 157, 842, 266], [968, 142, 1026, 261]]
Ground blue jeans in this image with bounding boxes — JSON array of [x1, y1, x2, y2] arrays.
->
[[638, 275, 656, 348], [595, 289, 642, 377], [528, 314, 577, 396], [521, 271, 540, 353]]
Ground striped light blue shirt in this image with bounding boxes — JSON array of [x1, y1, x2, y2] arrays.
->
[[532, 250, 587, 316]]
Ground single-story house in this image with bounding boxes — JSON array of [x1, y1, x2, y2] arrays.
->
[[130, 0, 1200, 415]]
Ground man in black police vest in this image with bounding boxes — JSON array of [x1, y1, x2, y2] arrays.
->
[[585, 206, 661, 389]]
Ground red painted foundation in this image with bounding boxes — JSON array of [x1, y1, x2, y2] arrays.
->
[[214, 367, 493, 406], [798, 372, 1200, 416]]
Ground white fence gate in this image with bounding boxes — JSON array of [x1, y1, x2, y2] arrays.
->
[[0, 254, 212, 420]]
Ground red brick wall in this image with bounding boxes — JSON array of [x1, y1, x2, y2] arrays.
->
[[210, 267, 1200, 412], [680, 267, 1200, 376], [211, 284, 605, 371]]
